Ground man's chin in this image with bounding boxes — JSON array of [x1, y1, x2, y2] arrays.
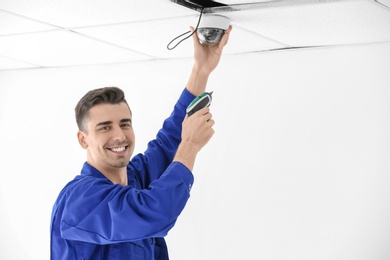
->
[[118, 160, 130, 168], [109, 158, 130, 168]]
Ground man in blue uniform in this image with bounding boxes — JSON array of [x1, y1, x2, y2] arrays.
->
[[50, 25, 232, 259]]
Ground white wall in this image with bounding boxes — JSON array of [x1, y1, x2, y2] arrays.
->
[[0, 42, 389, 260]]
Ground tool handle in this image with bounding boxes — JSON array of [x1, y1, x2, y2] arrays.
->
[[186, 91, 213, 117]]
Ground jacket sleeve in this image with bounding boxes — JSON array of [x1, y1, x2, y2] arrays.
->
[[60, 162, 194, 244], [130, 88, 195, 188]]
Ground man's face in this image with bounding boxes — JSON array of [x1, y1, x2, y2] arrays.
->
[[78, 102, 135, 172]]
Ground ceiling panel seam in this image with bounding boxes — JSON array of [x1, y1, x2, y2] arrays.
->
[[242, 39, 390, 53], [369, 0, 390, 11], [201, 0, 362, 13], [1, 40, 389, 73], [233, 25, 292, 48], [0, 28, 62, 37], [66, 29, 158, 59], [0, 54, 43, 67], [0, 8, 64, 30], [65, 15, 198, 30], [0, 7, 198, 30]]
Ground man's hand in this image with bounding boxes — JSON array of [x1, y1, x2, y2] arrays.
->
[[173, 107, 215, 171], [191, 25, 233, 76], [182, 106, 214, 150], [186, 25, 233, 97]]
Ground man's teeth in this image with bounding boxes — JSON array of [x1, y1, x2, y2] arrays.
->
[[112, 147, 125, 152]]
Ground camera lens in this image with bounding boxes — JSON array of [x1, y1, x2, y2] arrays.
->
[[197, 28, 225, 45]]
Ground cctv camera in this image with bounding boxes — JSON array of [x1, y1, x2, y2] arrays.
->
[[197, 14, 230, 45]]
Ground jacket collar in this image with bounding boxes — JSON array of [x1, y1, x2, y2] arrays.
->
[[80, 162, 107, 179]]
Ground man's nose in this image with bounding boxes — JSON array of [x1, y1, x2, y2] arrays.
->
[[112, 126, 126, 141]]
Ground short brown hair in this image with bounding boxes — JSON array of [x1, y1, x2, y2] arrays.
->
[[75, 87, 129, 132]]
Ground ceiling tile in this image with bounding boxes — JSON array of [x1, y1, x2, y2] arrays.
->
[[74, 15, 288, 59], [0, 56, 38, 70], [221, 0, 390, 47], [75, 16, 198, 59], [0, 0, 389, 71], [0, 10, 57, 35], [0, 30, 152, 67], [0, 0, 196, 28]]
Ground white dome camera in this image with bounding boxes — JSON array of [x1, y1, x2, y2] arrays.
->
[[197, 14, 230, 45]]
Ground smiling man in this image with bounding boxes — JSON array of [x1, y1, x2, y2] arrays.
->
[[50, 25, 232, 260], [77, 100, 136, 185]]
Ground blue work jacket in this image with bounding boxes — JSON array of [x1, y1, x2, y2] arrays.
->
[[50, 89, 196, 259]]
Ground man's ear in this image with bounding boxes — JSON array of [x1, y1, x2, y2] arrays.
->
[[77, 130, 88, 149]]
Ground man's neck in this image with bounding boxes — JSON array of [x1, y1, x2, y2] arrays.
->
[[104, 171, 128, 186], [93, 163, 128, 186]]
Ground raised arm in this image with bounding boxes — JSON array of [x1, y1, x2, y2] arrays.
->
[[174, 25, 233, 171], [185, 25, 232, 96]]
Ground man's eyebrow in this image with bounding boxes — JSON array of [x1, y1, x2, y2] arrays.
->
[[95, 121, 112, 128], [95, 119, 131, 128], [121, 118, 132, 123]]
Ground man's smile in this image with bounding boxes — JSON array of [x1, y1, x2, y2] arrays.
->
[[111, 147, 126, 152], [107, 145, 128, 154]]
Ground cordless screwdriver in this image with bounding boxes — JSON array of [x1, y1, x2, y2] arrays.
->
[[186, 91, 213, 117]]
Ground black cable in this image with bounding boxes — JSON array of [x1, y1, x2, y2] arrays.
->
[[167, 7, 204, 50]]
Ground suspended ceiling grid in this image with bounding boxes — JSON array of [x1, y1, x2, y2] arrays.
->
[[0, 0, 389, 71]]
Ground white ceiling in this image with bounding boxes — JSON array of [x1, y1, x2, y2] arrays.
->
[[0, 0, 389, 71]]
